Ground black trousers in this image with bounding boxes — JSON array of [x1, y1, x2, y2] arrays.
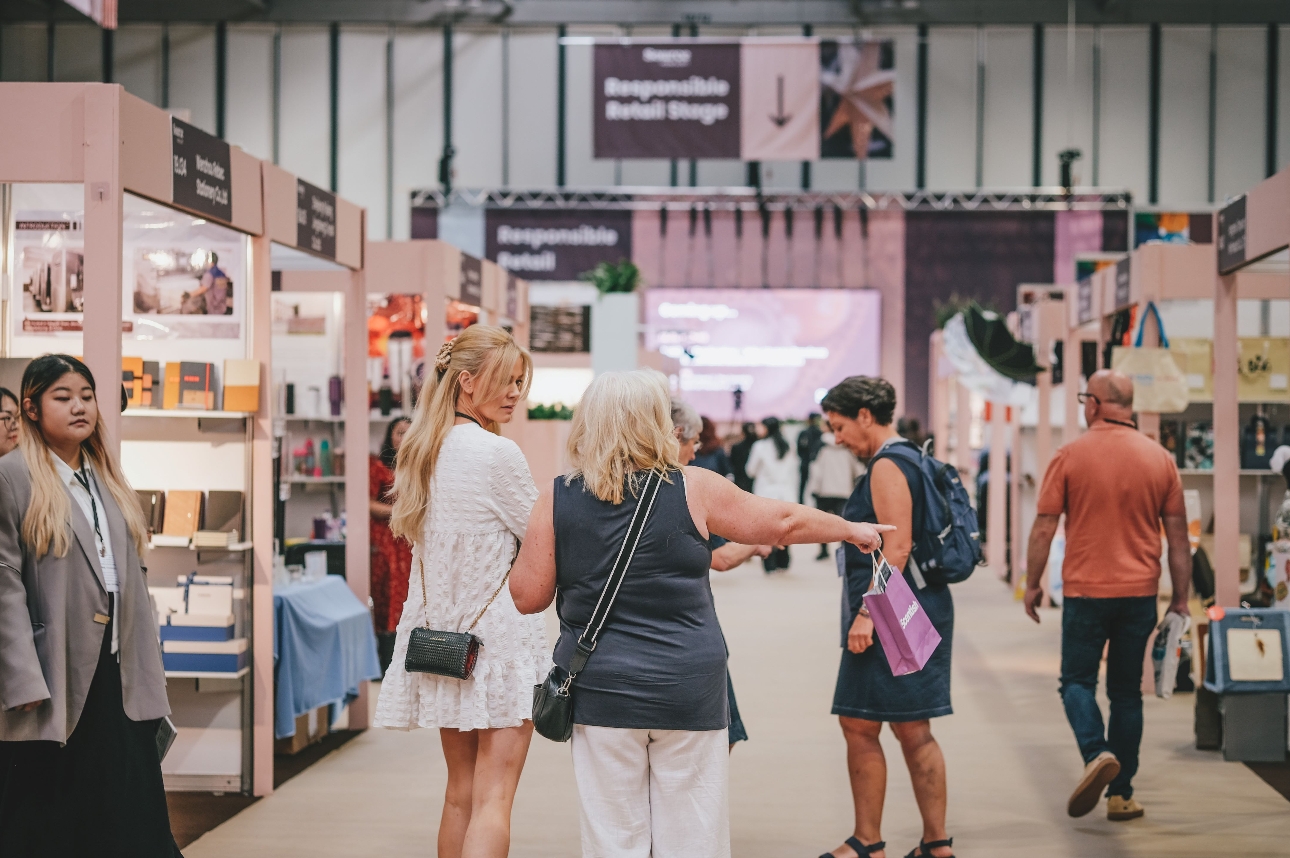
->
[[814, 496, 847, 554], [0, 616, 183, 858]]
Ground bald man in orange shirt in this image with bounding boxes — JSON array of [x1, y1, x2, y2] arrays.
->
[[1024, 370, 1191, 824]]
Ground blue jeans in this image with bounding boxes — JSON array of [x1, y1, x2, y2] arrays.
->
[[1059, 596, 1157, 799]]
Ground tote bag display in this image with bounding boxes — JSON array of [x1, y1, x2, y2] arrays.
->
[[1110, 301, 1190, 414], [862, 550, 942, 677]]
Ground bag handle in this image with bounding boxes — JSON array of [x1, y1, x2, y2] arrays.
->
[[1133, 301, 1170, 350], [563, 470, 663, 688], [419, 537, 520, 635]]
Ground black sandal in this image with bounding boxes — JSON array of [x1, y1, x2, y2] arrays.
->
[[818, 836, 886, 858], [904, 837, 954, 858]]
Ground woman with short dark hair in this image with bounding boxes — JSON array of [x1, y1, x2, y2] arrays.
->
[[817, 376, 957, 858]]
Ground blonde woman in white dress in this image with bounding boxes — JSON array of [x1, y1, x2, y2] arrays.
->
[[374, 325, 549, 858]]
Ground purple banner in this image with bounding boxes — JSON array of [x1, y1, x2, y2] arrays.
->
[[594, 42, 741, 159], [485, 209, 632, 281]]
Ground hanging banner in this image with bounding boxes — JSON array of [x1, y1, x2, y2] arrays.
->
[[820, 39, 895, 160], [740, 41, 820, 161], [591, 37, 892, 161], [485, 209, 633, 282], [594, 42, 742, 159]]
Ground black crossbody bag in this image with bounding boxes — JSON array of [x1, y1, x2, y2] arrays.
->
[[532, 471, 662, 742], [404, 539, 519, 680]]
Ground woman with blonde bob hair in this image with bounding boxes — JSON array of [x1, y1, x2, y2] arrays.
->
[[373, 325, 548, 858], [0, 355, 180, 856], [511, 369, 892, 858]]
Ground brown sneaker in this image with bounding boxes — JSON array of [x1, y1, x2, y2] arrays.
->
[[1107, 795, 1144, 821], [1067, 751, 1121, 818]]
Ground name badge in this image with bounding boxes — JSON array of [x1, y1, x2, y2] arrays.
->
[[93, 613, 110, 625]]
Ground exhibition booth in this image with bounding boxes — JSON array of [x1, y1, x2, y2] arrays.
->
[[0, 83, 382, 797]]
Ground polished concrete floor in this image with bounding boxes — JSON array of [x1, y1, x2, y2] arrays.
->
[[186, 549, 1290, 857]]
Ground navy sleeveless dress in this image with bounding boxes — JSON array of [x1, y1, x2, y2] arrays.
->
[[552, 470, 728, 732], [833, 441, 954, 722]]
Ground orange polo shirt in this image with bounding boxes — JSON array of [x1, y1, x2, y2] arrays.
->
[[1036, 421, 1185, 599]]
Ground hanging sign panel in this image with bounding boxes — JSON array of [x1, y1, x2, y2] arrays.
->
[[594, 42, 742, 159], [591, 37, 891, 161], [1076, 277, 1095, 326], [297, 180, 337, 259], [1113, 257, 1131, 310], [460, 254, 483, 306], [1217, 195, 1247, 275], [171, 118, 232, 223], [819, 39, 895, 160], [485, 209, 633, 281]]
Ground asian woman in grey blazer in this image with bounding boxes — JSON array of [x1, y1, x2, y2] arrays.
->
[[0, 355, 181, 857]]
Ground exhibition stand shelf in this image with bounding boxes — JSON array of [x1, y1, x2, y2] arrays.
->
[[0, 82, 376, 798], [1212, 167, 1290, 609]]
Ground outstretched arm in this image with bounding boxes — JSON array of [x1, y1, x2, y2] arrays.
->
[[686, 466, 891, 552]]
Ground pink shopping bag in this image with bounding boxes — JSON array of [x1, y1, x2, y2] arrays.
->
[[862, 550, 942, 676]]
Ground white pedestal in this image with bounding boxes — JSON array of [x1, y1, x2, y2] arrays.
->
[[591, 291, 640, 376]]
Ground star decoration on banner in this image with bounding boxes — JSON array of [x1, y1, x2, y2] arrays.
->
[[821, 43, 896, 160]]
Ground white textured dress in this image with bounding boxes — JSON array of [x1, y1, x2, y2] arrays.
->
[[374, 423, 550, 731]]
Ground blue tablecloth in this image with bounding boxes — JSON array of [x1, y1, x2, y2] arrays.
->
[[274, 576, 381, 739]]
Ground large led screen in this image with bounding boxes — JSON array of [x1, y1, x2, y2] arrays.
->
[[644, 288, 882, 422]]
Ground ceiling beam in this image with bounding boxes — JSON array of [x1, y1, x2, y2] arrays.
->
[[7, 0, 1290, 28]]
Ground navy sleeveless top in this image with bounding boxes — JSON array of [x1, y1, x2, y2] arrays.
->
[[552, 470, 728, 731]]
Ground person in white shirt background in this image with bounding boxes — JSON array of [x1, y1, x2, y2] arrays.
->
[[745, 416, 799, 572]]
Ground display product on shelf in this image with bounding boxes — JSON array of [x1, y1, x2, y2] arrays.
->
[[223, 359, 260, 412], [162, 490, 204, 538], [135, 490, 166, 535], [205, 490, 245, 534], [1185, 422, 1215, 471], [178, 361, 217, 409]]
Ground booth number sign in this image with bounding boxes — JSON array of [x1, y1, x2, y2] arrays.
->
[[297, 180, 337, 259], [171, 118, 232, 223]]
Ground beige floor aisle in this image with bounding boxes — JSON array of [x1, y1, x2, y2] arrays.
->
[[186, 550, 1289, 857]]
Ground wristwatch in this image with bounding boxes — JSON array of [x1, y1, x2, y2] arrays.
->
[[857, 606, 871, 619]]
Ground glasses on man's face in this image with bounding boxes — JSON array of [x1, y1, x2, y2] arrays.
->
[[1076, 393, 1100, 406]]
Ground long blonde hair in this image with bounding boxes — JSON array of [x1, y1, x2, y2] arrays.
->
[[566, 369, 680, 504], [389, 325, 532, 542], [19, 355, 148, 558]]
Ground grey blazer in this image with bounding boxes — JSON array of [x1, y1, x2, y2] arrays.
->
[[0, 452, 170, 743]]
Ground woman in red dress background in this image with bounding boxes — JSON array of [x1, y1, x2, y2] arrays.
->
[[370, 417, 412, 673]]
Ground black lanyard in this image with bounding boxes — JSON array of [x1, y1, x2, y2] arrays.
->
[[454, 411, 483, 428], [1103, 418, 1138, 430], [73, 462, 107, 558]]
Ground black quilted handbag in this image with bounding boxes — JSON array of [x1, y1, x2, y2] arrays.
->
[[533, 471, 662, 742], [405, 540, 518, 680]]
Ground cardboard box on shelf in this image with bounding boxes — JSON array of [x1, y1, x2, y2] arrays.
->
[[275, 705, 331, 756], [161, 638, 248, 673], [160, 613, 235, 642]]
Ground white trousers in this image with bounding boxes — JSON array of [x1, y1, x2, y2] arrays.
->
[[571, 725, 731, 858]]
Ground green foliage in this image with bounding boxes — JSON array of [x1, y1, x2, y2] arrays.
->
[[580, 259, 641, 294], [527, 403, 574, 421]]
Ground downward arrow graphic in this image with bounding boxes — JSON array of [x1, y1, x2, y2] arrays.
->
[[770, 75, 792, 127]]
